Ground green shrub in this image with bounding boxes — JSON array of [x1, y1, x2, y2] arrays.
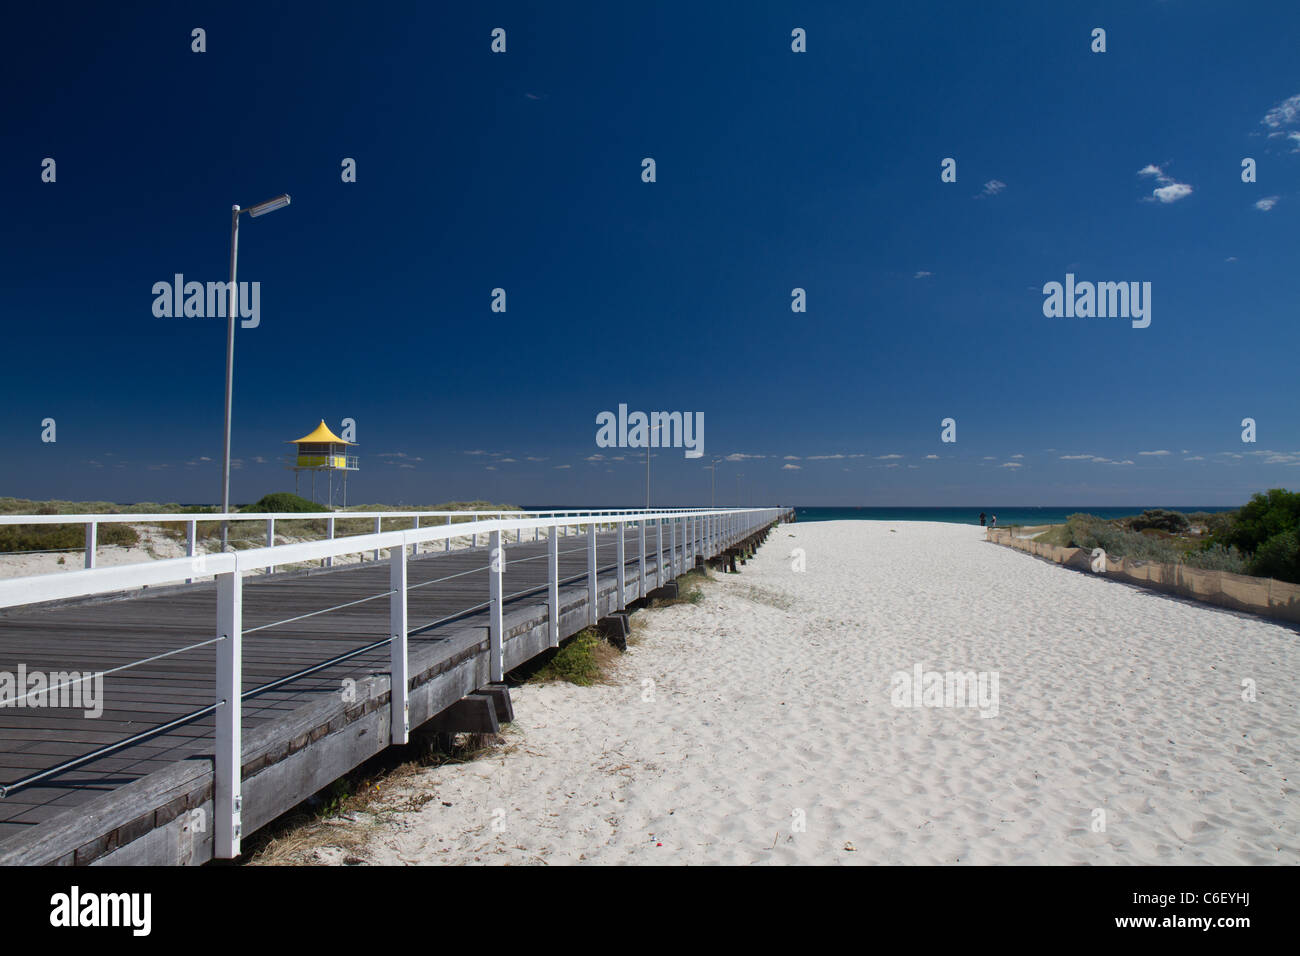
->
[[1219, 489, 1300, 554], [0, 522, 139, 554], [1248, 530, 1300, 584], [1183, 543, 1248, 574], [241, 493, 330, 514], [529, 629, 608, 686], [1128, 509, 1190, 534]]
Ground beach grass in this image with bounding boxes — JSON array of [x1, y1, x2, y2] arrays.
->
[[526, 628, 619, 686]]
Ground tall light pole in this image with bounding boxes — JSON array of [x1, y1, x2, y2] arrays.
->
[[221, 193, 291, 551], [706, 457, 722, 507]]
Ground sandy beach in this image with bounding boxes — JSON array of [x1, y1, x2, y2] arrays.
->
[[277, 519, 1297, 865]]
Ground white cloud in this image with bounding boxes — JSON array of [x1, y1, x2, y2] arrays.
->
[[1184, 456, 1205, 461], [1139, 164, 1192, 203], [1152, 182, 1193, 203], [913, 271, 933, 279], [1000, 462, 1022, 469], [1255, 196, 1279, 211], [1060, 454, 1094, 460], [1139, 450, 1171, 456], [1262, 93, 1300, 129], [782, 463, 801, 470], [554, 464, 571, 469], [1010, 453, 1023, 459], [784, 455, 801, 460], [875, 454, 903, 460], [924, 454, 939, 460], [725, 453, 765, 461], [981, 180, 1006, 196]]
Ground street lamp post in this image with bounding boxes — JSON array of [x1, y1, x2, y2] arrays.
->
[[706, 458, 721, 508], [221, 193, 291, 551]]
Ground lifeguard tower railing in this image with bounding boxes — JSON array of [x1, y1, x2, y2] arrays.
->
[[285, 452, 360, 470]]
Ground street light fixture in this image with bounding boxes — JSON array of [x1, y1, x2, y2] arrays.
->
[[221, 193, 291, 551]]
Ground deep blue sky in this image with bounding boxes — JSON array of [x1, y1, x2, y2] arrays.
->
[[3, 1, 1297, 507]]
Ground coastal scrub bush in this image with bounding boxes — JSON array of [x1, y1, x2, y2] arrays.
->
[[0, 522, 139, 554], [1182, 543, 1248, 574], [528, 628, 614, 686], [1247, 529, 1300, 584], [1063, 514, 1180, 563], [241, 492, 330, 514], [1217, 489, 1300, 555], [1128, 509, 1189, 534]]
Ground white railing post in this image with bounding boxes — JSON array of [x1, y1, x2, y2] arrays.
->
[[473, 516, 479, 549], [547, 525, 559, 647], [616, 518, 626, 607], [669, 516, 677, 579], [324, 516, 336, 568], [185, 519, 197, 583], [266, 518, 275, 574], [373, 516, 382, 561], [587, 521, 598, 626], [84, 521, 96, 570], [215, 569, 243, 859], [489, 529, 504, 682], [445, 514, 452, 552], [390, 542, 409, 745], [411, 515, 419, 557], [638, 520, 647, 598], [656, 519, 664, 588]]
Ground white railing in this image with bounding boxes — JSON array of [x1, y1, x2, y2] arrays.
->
[[0, 507, 728, 573], [0, 506, 790, 859]]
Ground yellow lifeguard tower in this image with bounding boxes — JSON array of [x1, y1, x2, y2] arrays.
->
[[287, 420, 358, 508]]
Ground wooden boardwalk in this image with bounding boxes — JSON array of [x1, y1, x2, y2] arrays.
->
[[0, 516, 784, 864]]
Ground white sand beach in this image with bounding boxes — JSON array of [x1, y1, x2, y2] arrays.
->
[[289, 519, 1298, 865]]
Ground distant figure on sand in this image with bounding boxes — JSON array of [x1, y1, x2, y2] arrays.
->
[[979, 512, 986, 527], [990, 514, 997, 528]]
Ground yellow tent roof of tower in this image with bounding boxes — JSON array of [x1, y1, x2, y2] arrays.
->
[[289, 420, 355, 445]]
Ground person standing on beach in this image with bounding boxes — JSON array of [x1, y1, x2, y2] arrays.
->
[[979, 512, 986, 527], [990, 514, 997, 528]]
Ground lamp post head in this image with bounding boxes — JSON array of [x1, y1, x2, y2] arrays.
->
[[246, 193, 291, 218]]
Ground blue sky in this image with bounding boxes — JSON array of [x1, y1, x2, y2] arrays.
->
[[3, 1, 1297, 507]]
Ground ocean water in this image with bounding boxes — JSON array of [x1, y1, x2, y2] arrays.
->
[[791, 506, 1236, 526]]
